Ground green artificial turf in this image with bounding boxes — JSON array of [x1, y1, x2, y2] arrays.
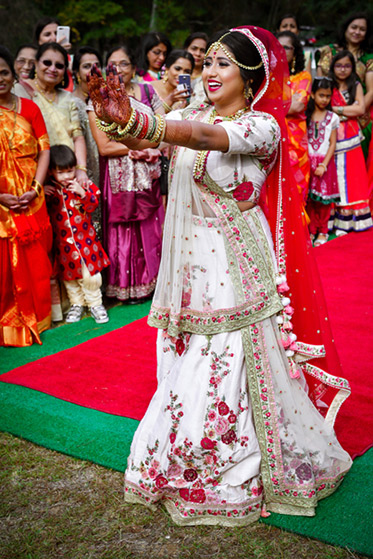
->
[[0, 300, 372, 556]]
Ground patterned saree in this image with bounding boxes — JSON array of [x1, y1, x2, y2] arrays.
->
[[0, 99, 52, 346]]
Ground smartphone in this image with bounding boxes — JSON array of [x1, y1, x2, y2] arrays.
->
[[56, 26, 70, 46], [177, 74, 192, 96]]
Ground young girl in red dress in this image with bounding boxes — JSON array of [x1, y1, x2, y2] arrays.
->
[[46, 145, 110, 323], [330, 50, 372, 234]]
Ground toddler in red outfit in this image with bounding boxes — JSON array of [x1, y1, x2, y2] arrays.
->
[[47, 145, 110, 323]]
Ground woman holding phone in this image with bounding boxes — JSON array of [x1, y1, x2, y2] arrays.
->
[[151, 50, 194, 113]]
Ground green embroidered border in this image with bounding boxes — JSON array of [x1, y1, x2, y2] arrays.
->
[[149, 172, 283, 337], [242, 323, 348, 511]]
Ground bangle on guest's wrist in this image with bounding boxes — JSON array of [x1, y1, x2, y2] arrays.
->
[[337, 106, 343, 116], [31, 179, 42, 196], [76, 165, 87, 172], [162, 101, 172, 113], [318, 163, 326, 171]]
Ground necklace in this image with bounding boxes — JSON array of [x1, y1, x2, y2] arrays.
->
[[193, 106, 249, 180], [210, 106, 249, 122], [0, 94, 17, 149], [34, 78, 57, 103]]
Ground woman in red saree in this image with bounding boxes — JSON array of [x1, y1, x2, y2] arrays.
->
[[330, 50, 372, 234], [0, 46, 52, 346]]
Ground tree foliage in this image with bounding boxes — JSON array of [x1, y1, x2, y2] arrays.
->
[[1, 0, 372, 56]]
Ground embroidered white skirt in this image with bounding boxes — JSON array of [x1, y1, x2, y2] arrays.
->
[[124, 208, 351, 525]]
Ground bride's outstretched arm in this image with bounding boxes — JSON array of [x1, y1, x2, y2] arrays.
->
[[88, 65, 229, 153]]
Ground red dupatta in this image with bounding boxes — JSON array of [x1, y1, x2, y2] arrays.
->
[[233, 27, 350, 424]]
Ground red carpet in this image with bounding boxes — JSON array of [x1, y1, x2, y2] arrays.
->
[[1, 230, 372, 457], [0, 318, 157, 420], [314, 229, 373, 458]]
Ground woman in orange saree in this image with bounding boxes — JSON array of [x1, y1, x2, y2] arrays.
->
[[277, 31, 311, 202], [0, 46, 52, 347]]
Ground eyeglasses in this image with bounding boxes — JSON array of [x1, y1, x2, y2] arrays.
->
[[15, 58, 35, 67], [40, 59, 65, 70], [109, 61, 131, 70], [334, 63, 352, 70]]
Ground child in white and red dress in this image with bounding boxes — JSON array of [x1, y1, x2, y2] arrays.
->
[[306, 77, 340, 246], [46, 144, 110, 323]]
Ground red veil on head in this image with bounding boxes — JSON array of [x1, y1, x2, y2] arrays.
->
[[231, 26, 350, 424]]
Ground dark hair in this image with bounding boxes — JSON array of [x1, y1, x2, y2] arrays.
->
[[50, 145, 77, 170], [105, 44, 136, 68], [72, 46, 103, 75], [330, 50, 357, 104], [276, 30, 305, 74], [165, 49, 195, 72], [338, 12, 372, 53], [32, 42, 69, 88], [15, 43, 37, 59], [33, 17, 60, 44], [0, 45, 16, 78], [137, 32, 172, 74], [206, 30, 265, 97], [306, 77, 333, 125], [183, 32, 209, 50], [276, 13, 300, 33]]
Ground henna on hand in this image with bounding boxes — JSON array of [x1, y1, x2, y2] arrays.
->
[[87, 64, 132, 126]]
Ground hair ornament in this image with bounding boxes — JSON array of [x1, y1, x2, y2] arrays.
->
[[205, 32, 264, 71]]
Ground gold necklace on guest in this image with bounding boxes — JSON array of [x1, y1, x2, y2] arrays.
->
[[34, 78, 57, 103], [0, 94, 17, 149]]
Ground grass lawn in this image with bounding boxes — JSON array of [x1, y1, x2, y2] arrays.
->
[[0, 432, 368, 559]]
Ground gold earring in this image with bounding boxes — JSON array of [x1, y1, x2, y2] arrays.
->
[[76, 74, 81, 84], [291, 58, 296, 74], [244, 85, 253, 102], [163, 70, 168, 83]]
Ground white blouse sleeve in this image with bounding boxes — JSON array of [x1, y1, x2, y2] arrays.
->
[[217, 112, 281, 158], [331, 113, 340, 130]]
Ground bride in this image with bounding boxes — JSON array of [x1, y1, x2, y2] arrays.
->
[[88, 26, 352, 526]]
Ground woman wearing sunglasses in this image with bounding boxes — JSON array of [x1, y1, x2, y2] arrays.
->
[[23, 43, 87, 186], [23, 42, 88, 321]]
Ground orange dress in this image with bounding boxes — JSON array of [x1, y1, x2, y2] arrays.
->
[[0, 98, 52, 346], [285, 71, 312, 202]]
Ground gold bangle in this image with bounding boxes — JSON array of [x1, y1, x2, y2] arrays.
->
[[31, 179, 42, 196], [76, 165, 87, 172], [319, 163, 327, 171], [95, 118, 118, 132], [117, 108, 137, 137], [162, 101, 172, 113]]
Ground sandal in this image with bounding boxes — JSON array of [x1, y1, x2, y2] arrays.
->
[[314, 234, 328, 247]]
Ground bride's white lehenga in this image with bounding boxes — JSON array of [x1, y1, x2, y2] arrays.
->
[[124, 105, 352, 525]]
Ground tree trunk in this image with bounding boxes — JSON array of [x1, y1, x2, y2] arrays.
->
[[149, 0, 158, 31]]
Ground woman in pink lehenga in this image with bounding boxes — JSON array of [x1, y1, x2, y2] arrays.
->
[[89, 45, 164, 302]]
